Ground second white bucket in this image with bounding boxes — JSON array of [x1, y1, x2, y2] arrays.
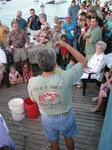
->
[[8, 98, 25, 121]]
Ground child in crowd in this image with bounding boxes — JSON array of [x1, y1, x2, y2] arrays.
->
[[66, 58, 78, 86], [66, 57, 77, 70], [22, 62, 33, 83], [91, 68, 112, 112], [54, 63, 64, 74], [66, 57, 82, 87], [78, 27, 86, 56], [9, 65, 23, 85], [60, 34, 69, 69]]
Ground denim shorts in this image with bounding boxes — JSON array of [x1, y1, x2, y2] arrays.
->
[[41, 110, 78, 141]]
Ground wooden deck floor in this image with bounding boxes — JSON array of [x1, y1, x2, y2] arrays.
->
[[0, 83, 104, 150]]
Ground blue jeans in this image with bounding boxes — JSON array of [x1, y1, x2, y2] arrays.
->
[[41, 110, 78, 141]]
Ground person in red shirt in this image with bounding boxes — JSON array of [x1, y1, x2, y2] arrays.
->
[[59, 34, 69, 69], [22, 62, 33, 83]]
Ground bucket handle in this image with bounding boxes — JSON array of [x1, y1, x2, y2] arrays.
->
[[10, 110, 25, 115]]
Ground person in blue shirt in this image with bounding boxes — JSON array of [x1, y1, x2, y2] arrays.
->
[[0, 116, 16, 150], [15, 10, 27, 31], [66, 57, 77, 70], [63, 15, 78, 49]]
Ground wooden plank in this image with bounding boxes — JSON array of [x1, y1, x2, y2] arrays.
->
[[0, 83, 104, 150]]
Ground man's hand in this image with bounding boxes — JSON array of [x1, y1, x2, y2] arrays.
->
[[30, 17, 33, 22]]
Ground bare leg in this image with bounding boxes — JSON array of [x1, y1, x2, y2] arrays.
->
[[91, 91, 107, 112], [0, 71, 3, 85], [10, 81, 18, 85], [17, 77, 23, 83], [50, 141, 59, 150], [65, 137, 74, 150], [10, 78, 23, 85]]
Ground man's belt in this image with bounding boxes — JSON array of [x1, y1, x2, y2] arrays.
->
[[15, 46, 24, 48]]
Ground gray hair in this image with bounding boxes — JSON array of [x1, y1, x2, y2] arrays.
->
[[36, 48, 56, 72], [17, 10, 22, 14], [39, 13, 47, 21], [96, 41, 107, 52], [54, 16, 59, 20]]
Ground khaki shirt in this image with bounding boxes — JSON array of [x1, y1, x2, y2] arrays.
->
[[85, 26, 102, 58]]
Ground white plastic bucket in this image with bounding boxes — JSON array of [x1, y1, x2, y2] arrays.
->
[[8, 98, 25, 121]]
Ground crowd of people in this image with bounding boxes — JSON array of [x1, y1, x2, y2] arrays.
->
[[0, 0, 112, 150]]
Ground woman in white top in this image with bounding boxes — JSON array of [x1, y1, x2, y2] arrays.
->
[[81, 41, 107, 82]]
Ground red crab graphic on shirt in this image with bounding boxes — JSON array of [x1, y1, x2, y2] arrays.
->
[[39, 92, 61, 105]]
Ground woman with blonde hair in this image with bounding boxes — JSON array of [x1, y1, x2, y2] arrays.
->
[[0, 21, 9, 49]]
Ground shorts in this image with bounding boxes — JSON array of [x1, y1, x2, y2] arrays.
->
[[41, 110, 78, 141], [13, 47, 27, 62]]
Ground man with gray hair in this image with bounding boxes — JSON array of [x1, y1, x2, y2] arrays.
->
[[15, 10, 27, 31], [28, 41, 87, 150]]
